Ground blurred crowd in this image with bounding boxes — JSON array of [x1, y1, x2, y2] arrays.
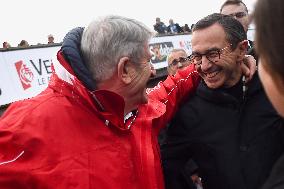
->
[[1, 34, 56, 49], [153, 17, 193, 36]]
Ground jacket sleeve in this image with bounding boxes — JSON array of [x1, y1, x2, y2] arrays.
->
[[0, 124, 34, 189], [261, 154, 284, 189], [146, 63, 200, 131], [160, 101, 201, 189]]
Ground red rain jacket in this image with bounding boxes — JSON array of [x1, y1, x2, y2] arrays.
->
[[0, 51, 199, 189]]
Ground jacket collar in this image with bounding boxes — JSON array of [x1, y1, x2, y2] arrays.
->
[[51, 27, 140, 131], [50, 50, 130, 131], [196, 73, 262, 104]]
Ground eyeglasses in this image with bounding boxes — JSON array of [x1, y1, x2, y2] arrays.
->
[[228, 12, 247, 18], [168, 57, 191, 68], [189, 44, 232, 66]]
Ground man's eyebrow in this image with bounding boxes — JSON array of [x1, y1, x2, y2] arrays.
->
[[206, 47, 220, 52], [192, 47, 220, 54]]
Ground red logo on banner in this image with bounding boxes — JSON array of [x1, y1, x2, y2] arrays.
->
[[15, 60, 34, 90]]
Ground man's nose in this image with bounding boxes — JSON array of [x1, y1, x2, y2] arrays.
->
[[200, 56, 212, 70], [177, 62, 183, 68], [232, 15, 238, 19]]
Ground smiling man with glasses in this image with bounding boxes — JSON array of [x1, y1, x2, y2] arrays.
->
[[190, 25, 248, 89], [161, 13, 284, 189]]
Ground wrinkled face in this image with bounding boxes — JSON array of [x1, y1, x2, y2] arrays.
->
[[128, 45, 153, 105], [191, 23, 242, 89], [258, 58, 284, 117], [167, 51, 191, 75], [221, 4, 249, 32]]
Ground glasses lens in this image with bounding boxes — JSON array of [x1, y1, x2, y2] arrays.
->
[[207, 51, 220, 62], [189, 54, 201, 65], [179, 57, 186, 63], [171, 59, 179, 66], [236, 12, 246, 18], [230, 12, 246, 18]]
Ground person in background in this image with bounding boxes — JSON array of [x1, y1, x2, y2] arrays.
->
[[47, 34, 55, 44], [183, 24, 192, 33], [166, 49, 192, 76], [254, 0, 284, 188], [220, 0, 250, 33], [220, 0, 257, 60], [153, 17, 167, 35], [167, 19, 183, 34], [0, 15, 202, 189], [18, 40, 29, 47], [161, 13, 283, 189], [2, 42, 11, 49]]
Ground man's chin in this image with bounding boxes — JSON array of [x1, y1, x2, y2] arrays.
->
[[204, 80, 223, 89]]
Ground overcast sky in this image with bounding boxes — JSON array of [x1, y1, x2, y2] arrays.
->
[[1, 0, 256, 47]]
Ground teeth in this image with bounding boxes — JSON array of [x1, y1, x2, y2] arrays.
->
[[206, 71, 219, 78]]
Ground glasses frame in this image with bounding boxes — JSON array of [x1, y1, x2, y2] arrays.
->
[[228, 11, 247, 18], [168, 56, 191, 68], [189, 44, 232, 66]]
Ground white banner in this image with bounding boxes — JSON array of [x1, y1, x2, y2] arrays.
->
[[0, 53, 15, 105], [0, 46, 60, 106]]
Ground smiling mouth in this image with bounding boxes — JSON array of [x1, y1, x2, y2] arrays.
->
[[205, 71, 219, 78]]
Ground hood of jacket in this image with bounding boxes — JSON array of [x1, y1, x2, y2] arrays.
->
[[60, 27, 96, 91]]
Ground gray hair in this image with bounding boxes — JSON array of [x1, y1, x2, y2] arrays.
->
[[81, 15, 153, 82], [166, 48, 187, 64]]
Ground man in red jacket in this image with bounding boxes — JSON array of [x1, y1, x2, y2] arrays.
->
[[0, 15, 254, 189]]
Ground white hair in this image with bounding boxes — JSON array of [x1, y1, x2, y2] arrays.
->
[[81, 15, 153, 83]]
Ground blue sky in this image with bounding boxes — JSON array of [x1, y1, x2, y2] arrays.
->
[[1, 0, 256, 47]]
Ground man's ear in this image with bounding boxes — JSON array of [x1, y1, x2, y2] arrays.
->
[[117, 57, 133, 84], [237, 40, 249, 62]]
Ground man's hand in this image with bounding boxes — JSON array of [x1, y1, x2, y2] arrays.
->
[[191, 174, 202, 188], [241, 55, 257, 83]]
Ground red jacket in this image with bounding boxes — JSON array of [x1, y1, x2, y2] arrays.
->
[[0, 51, 199, 189]]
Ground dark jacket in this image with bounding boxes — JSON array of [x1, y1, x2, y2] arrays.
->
[[161, 74, 284, 189], [154, 22, 167, 34], [261, 155, 284, 189], [167, 23, 183, 34]]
